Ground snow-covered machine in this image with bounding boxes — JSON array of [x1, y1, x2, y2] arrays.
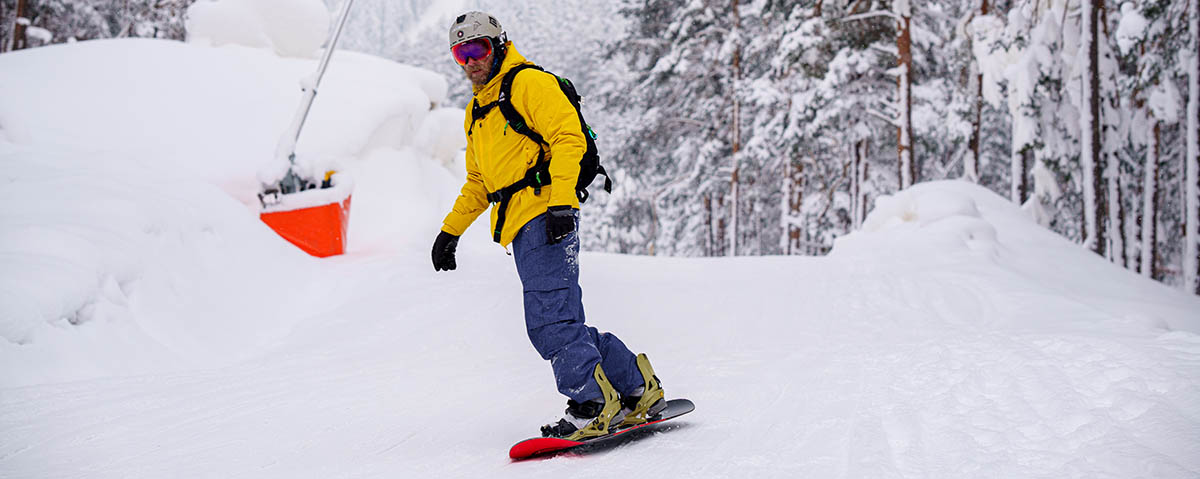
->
[[257, 0, 356, 258]]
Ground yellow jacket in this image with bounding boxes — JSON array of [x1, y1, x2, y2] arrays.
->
[[440, 43, 586, 247]]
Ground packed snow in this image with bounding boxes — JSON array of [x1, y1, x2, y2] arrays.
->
[[2, 36, 1200, 479]]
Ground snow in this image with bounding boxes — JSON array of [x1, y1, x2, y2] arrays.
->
[[3, 38, 1200, 478], [969, 14, 1006, 108], [186, 0, 331, 58], [1115, 2, 1148, 55], [24, 26, 52, 43], [0, 38, 445, 201], [1150, 80, 1181, 124], [259, 173, 354, 213]]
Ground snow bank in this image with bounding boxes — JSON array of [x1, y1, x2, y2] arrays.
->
[[186, 0, 331, 58], [0, 145, 328, 386], [833, 180, 1200, 333], [0, 39, 464, 387]]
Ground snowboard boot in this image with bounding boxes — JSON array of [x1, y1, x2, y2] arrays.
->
[[540, 363, 622, 440], [617, 353, 667, 428]]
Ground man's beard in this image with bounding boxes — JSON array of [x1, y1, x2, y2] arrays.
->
[[463, 61, 492, 86], [467, 69, 489, 85]]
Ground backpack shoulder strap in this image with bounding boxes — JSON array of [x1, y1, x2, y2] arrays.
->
[[467, 98, 499, 136], [498, 64, 547, 145]]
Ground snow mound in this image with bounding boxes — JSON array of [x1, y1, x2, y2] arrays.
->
[[0, 146, 328, 386], [842, 181, 999, 255], [833, 180, 1199, 334], [0, 39, 465, 387], [186, 0, 331, 58]]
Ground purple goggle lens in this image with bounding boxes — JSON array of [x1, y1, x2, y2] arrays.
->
[[452, 39, 492, 65]]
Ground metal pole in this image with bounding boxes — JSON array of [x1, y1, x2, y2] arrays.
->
[[288, 0, 356, 153], [274, 0, 357, 195]]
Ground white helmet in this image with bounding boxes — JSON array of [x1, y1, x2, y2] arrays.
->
[[449, 11, 505, 47]]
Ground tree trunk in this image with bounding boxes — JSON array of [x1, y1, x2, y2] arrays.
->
[[786, 160, 804, 254], [853, 139, 865, 229], [897, 7, 915, 190], [1115, 174, 1128, 267], [648, 195, 659, 256], [705, 193, 715, 257], [729, 0, 742, 257], [1186, 0, 1200, 293], [967, 0, 990, 184], [1081, 0, 1107, 257], [1142, 121, 1161, 278], [967, 73, 982, 183], [11, 0, 29, 51], [1020, 147, 1032, 204]]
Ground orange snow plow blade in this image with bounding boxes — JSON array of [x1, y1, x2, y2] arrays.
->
[[259, 173, 353, 258], [260, 195, 351, 258]]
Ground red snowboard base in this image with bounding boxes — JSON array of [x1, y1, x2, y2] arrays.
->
[[509, 398, 694, 460]]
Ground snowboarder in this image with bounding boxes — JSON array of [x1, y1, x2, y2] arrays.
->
[[431, 11, 666, 440]]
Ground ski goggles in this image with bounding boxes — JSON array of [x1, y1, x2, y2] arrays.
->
[[451, 38, 492, 66]]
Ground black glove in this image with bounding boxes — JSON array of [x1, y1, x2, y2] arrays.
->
[[546, 205, 576, 244], [431, 231, 459, 271]]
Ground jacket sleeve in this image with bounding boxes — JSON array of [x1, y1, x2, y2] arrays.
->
[[515, 70, 586, 209], [442, 117, 489, 236]]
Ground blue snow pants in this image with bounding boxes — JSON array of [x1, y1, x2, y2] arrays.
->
[[512, 211, 641, 403]]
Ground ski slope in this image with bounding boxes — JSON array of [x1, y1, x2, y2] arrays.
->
[[2, 39, 1200, 479]]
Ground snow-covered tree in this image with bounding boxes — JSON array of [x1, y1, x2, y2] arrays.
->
[[1, 0, 193, 51]]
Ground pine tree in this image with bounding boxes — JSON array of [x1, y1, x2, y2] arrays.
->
[[593, 0, 740, 256], [967, 0, 992, 183], [784, 0, 894, 251]]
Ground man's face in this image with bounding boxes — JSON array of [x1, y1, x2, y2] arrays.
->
[[463, 50, 494, 86]]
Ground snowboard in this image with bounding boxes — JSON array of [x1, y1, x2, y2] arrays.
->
[[508, 398, 694, 460]]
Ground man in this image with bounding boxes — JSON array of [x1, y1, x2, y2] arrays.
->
[[431, 11, 666, 440]]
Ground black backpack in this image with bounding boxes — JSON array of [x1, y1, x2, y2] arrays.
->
[[470, 64, 613, 243]]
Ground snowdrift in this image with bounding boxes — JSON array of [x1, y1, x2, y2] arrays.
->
[[0, 38, 467, 386], [835, 181, 1198, 333]]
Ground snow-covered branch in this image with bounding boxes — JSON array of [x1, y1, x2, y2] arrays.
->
[[843, 10, 902, 24], [867, 109, 900, 127], [870, 43, 898, 57]]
